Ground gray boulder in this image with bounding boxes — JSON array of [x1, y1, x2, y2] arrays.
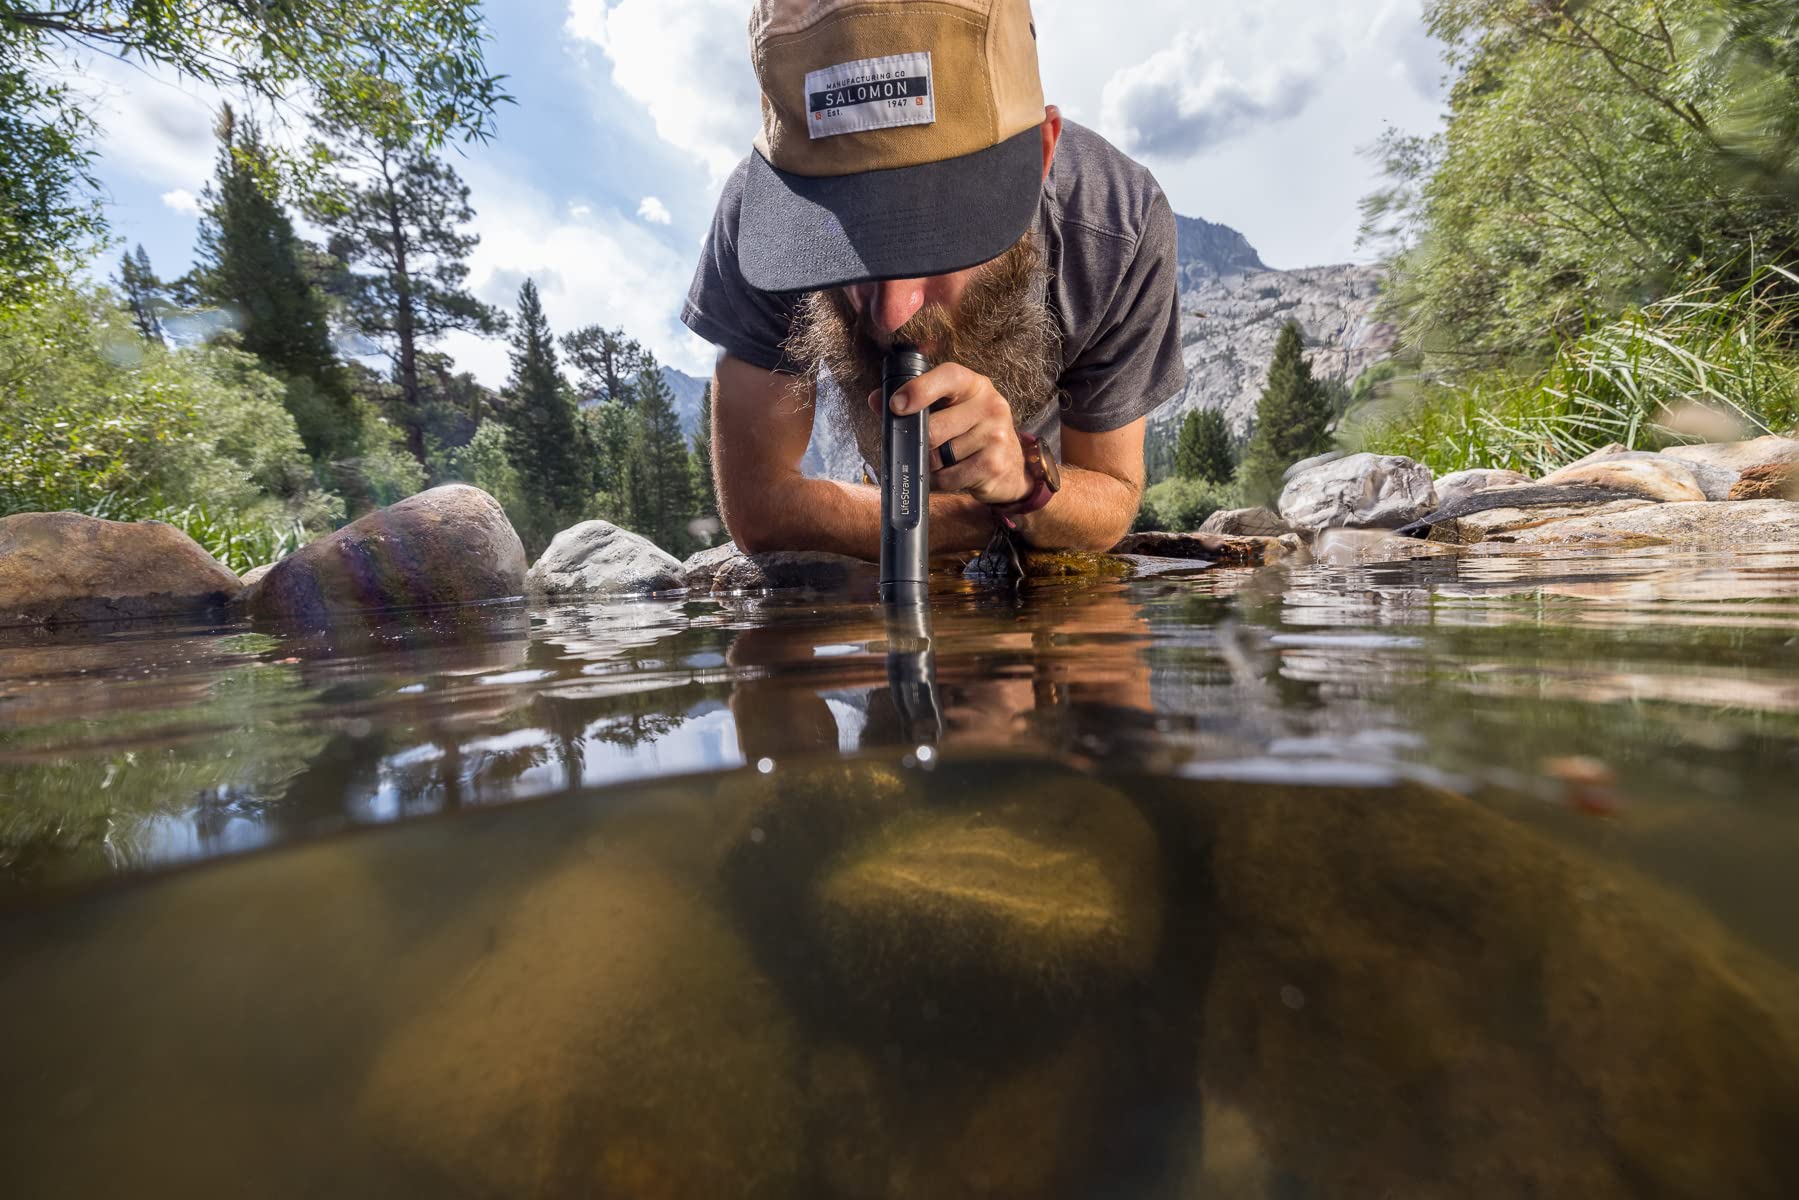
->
[[680, 541, 743, 590], [1433, 468, 1531, 508], [1663, 435, 1799, 475], [713, 549, 875, 594], [0, 511, 242, 627], [1199, 506, 1290, 537], [528, 520, 683, 597], [1278, 452, 1437, 531], [1538, 452, 1710, 502], [1491, 499, 1799, 548], [246, 485, 525, 625]]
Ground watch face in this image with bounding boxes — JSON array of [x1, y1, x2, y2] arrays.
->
[[1038, 441, 1062, 492]]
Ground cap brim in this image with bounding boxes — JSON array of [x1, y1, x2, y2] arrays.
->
[[737, 126, 1042, 294]]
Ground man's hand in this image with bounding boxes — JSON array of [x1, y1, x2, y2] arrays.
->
[[866, 363, 1031, 506]]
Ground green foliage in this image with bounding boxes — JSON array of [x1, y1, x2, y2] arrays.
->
[[115, 244, 165, 342], [0, 25, 101, 307], [0, 283, 334, 569], [689, 383, 718, 520], [1357, 263, 1799, 474], [1133, 478, 1238, 533], [0, 1, 506, 290], [1369, 0, 1799, 363], [624, 359, 697, 556], [500, 279, 591, 552], [191, 106, 357, 463], [1238, 322, 1334, 502], [563, 324, 652, 406], [307, 122, 503, 463], [1175, 408, 1235, 483], [438, 419, 525, 518]]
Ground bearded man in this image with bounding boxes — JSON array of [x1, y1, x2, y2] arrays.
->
[[683, 0, 1185, 556]]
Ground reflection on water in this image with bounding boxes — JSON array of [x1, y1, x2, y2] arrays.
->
[[3, 548, 1799, 1194]]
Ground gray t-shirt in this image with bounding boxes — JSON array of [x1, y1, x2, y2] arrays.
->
[[682, 120, 1187, 439]]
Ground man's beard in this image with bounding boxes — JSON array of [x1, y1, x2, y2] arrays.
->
[[785, 233, 1063, 471]]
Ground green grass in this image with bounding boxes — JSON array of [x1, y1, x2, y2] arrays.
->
[[64, 491, 307, 577], [1354, 264, 1799, 476]]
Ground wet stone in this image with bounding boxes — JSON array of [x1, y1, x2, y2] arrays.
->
[[712, 548, 877, 593], [1198, 506, 1291, 537], [1491, 499, 1799, 548], [246, 485, 525, 626], [1110, 530, 1295, 566], [1538, 454, 1708, 502], [528, 519, 683, 596], [1432, 467, 1532, 508], [0, 511, 241, 628]]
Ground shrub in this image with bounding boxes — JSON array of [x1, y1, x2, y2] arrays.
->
[[1134, 478, 1238, 533]]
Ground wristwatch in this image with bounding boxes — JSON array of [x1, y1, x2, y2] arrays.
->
[[991, 430, 1061, 528]]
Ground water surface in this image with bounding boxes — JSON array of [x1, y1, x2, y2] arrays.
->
[[3, 547, 1798, 1196]]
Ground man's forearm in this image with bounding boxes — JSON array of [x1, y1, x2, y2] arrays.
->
[[729, 465, 1137, 560], [1009, 463, 1141, 552]]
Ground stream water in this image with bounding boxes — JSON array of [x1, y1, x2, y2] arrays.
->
[[2, 546, 1798, 1196]]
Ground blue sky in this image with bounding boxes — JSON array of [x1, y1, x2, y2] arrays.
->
[[80, 0, 1446, 385]]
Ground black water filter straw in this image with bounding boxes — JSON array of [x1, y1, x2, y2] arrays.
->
[[879, 344, 931, 605]]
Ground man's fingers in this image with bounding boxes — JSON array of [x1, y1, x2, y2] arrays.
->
[[931, 444, 1006, 493], [888, 362, 978, 415]]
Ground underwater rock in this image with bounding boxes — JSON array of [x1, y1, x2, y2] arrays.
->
[[1110, 531, 1295, 566], [1016, 549, 1136, 577], [245, 485, 525, 626], [1432, 468, 1532, 508], [1197, 780, 1799, 1199], [680, 540, 742, 589], [804, 776, 1162, 1043], [0, 511, 241, 627], [1730, 461, 1798, 501], [1664, 434, 1799, 475], [712, 548, 877, 593], [1278, 452, 1437, 531], [1198, 506, 1292, 537], [1490, 499, 1799, 548], [1538, 454, 1708, 502], [528, 519, 684, 596], [362, 827, 804, 1199]]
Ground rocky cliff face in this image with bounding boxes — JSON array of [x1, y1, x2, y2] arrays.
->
[[1172, 214, 1267, 289], [1167, 260, 1395, 439]]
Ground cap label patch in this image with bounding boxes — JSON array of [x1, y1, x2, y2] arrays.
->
[[805, 52, 934, 139]]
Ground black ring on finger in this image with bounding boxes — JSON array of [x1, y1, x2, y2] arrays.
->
[[939, 440, 958, 469]]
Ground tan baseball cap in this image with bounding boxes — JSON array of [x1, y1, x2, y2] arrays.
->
[[737, 0, 1046, 293]]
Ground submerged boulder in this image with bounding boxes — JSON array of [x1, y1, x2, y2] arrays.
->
[[1278, 453, 1437, 531], [0, 511, 241, 627], [1199, 506, 1291, 537], [245, 485, 525, 625], [528, 519, 683, 596]]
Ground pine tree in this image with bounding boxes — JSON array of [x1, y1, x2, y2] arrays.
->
[[192, 104, 355, 463], [689, 384, 717, 518], [1175, 408, 1234, 483], [562, 325, 653, 406], [116, 244, 164, 342], [1238, 321, 1333, 502], [625, 356, 696, 554], [500, 280, 590, 548], [308, 128, 504, 465]]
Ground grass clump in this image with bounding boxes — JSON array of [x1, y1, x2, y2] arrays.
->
[[1355, 265, 1799, 476]]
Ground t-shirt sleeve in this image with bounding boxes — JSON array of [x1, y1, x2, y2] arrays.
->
[[1058, 191, 1187, 433], [681, 160, 800, 373]]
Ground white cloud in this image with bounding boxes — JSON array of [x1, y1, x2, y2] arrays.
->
[[637, 195, 672, 225], [569, 201, 593, 218], [565, 0, 761, 180], [446, 159, 712, 386], [160, 188, 201, 215], [1100, 31, 1335, 159]]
